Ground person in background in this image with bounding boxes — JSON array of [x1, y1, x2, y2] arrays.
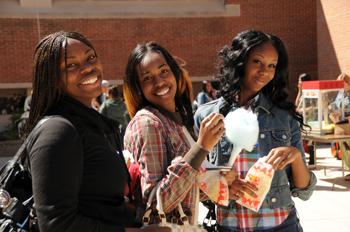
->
[[293, 73, 315, 166], [328, 73, 350, 180], [26, 31, 169, 232], [123, 42, 230, 225], [96, 79, 109, 105], [295, 73, 312, 113], [17, 90, 32, 138], [196, 80, 217, 106], [329, 73, 350, 123], [99, 85, 130, 139], [194, 29, 316, 231], [24, 90, 32, 112]]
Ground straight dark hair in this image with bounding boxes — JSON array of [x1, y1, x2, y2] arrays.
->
[[123, 41, 194, 130]]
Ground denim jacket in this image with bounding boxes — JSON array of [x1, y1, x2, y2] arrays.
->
[[194, 93, 317, 209]]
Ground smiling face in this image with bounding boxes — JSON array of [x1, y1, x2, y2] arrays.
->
[[240, 42, 278, 104], [60, 38, 103, 107], [137, 52, 177, 112]]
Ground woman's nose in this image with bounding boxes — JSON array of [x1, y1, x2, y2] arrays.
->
[[258, 66, 268, 75], [81, 62, 94, 75], [153, 74, 165, 85]]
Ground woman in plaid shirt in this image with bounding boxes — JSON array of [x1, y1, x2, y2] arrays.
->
[[123, 42, 229, 225], [194, 30, 317, 231]]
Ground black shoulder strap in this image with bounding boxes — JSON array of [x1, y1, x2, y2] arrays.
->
[[0, 117, 54, 184]]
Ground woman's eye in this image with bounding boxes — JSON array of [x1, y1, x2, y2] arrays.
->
[[142, 76, 152, 82], [269, 64, 277, 69], [88, 54, 96, 62], [66, 63, 78, 70], [253, 59, 261, 64], [161, 69, 169, 74]]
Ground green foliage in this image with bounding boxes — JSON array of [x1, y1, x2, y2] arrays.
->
[[0, 129, 19, 141], [10, 113, 22, 125], [0, 113, 21, 141]]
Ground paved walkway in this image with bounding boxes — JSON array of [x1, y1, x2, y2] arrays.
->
[[1, 143, 349, 231], [295, 144, 350, 232]]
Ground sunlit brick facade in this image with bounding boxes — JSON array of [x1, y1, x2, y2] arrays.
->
[[1, 0, 349, 99]]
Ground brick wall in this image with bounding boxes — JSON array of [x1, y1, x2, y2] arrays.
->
[[317, 0, 350, 80], [0, 0, 317, 99]]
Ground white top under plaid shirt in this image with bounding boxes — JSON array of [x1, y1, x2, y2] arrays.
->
[[124, 106, 200, 223]]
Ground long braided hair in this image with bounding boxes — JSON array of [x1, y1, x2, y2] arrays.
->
[[123, 41, 194, 130], [217, 29, 308, 130], [27, 31, 95, 135]]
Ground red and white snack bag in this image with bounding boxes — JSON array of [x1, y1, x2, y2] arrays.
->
[[236, 158, 274, 212], [197, 167, 230, 206]]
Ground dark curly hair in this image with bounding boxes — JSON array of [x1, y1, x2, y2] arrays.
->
[[123, 42, 194, 130], [217, 29, 307, 130]]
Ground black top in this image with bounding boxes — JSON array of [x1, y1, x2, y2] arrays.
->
[[28, 96, 130, 232]]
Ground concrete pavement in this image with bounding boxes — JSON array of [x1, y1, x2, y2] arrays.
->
[[1, 143, 349, 231], [295, 144, 350, 232]]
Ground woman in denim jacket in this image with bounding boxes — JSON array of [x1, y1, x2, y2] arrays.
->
[[194, 30, 317, 232]]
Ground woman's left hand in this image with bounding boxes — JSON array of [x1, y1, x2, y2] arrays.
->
[[265, 146, 301, 170], [220, 169, 237, 186]]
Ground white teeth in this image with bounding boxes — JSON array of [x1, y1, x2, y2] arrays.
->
[[156, 87, 169, 96], [81, 77, 98, 85]]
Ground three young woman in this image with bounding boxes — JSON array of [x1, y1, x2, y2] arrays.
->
[[27, 29, 316, 232]]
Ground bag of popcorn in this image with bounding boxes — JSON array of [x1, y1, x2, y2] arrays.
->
[[236, 158, 274, 212]]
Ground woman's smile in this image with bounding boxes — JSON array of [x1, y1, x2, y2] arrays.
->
[[137, 52, 177, 112], [155, 86, 170, 96]]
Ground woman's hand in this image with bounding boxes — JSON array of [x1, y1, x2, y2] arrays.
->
[[229, 178, 258, 201], [220, 169, 237, 186], [265, 146, 301, 170], [197, 113, 225, 151]]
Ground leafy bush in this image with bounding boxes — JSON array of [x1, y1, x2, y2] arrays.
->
[[0, 113, 21, 141]]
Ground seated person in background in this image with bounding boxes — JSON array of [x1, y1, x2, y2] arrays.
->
[[329, 73, 350, 123], [328, 73, 350, 180]]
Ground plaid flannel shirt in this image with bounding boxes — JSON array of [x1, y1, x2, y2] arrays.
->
[[217, 146, 290, 231], [124, 106, 199, 223]]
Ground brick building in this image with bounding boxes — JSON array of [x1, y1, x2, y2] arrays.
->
[[0, 0, 349, 101]]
